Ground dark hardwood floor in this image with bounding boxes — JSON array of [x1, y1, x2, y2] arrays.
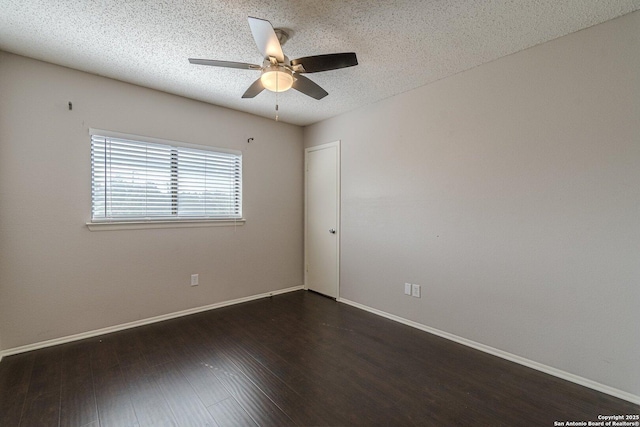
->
[[1, 290, 638, 426]]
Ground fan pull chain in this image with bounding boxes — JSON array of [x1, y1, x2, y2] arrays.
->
[[275, 75, 279, 121]]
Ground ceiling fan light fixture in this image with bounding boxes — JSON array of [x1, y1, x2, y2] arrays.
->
[[261, 66, 293, 92]]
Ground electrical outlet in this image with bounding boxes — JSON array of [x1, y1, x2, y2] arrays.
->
[[191, 274, 199, 286], [404, 283, 412, 295], [412, 284, 421, 298]]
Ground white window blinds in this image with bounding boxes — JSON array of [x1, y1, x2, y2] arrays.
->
[[91, 132, 242, 222]]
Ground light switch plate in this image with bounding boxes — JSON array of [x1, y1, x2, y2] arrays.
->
[[412, 284, 421, 298]]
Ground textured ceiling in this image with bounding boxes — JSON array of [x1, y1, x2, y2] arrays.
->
[[1, 0, 639, 126]]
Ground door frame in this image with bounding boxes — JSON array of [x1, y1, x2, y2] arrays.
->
[[304, 140, 341, 298]]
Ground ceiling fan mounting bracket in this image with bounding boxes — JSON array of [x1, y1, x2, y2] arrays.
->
[[274, 28, 291, 46]]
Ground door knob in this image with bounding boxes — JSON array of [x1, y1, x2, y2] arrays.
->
[[329, 228, 336, 234]]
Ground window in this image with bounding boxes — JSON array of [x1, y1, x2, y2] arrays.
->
[[90, 129, 242, 225]]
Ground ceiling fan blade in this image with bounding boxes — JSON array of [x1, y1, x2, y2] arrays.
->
[[242, 77, 265, 98], [291, 53, 358, 73], [248, 17, 285, 63], [292, 74, 328, 100], [189, 58, 261, 70]]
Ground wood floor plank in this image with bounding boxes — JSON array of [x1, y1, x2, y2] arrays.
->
[[215, 332, 335, 426], [319, 320, 520, 424], [60, 342, 98, 427], [160, 320, 232, 408], [19, 347, 63, 426], [119, 362, 178, 426], [220, 299, 461, 425], [136, 324, 175, 368], [207, 397, 258, 427], [110, 328, 162, 385], [209, 365, 294, 427], [281, 295, 583, 424], [19, 391, 60, 427], [198, 333, 316, 426], [60, 376, 97, 427], [111, 329, 146, 367], [93, 364, 138, 427], [177, 360, 231, 408], [152, 362, 219, 426], [89, 336, 120, 374], [0, 353, 35, 426], [188, 340, 295, 427], [225, 308, 415, 425], [208, 338, 356, 425]]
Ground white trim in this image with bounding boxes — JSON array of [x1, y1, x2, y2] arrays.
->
[[338, 297, 640, 405], [304, 141, 341, 299], [0, 285, 302, 359], [86, 218, 246, 231]]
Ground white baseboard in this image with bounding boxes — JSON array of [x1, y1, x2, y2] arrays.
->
[[338, 297, 640, 406], [0, 285, 303, 359]]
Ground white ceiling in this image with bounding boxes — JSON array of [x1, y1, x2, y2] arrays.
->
[[1, 1, 638, 126]]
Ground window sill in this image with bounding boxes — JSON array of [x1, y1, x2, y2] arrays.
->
[[86, 218, 246, 231]]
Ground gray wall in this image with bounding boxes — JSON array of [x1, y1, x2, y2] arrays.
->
[[0, 52, 304, 350], [304, 11, 640, 396]]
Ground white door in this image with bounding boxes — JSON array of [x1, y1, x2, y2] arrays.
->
[[305, 141, 340, 298]]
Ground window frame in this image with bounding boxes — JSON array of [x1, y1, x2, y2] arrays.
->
[[87, 128, 245, 231]]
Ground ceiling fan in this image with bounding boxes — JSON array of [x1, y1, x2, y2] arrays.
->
[[189, 16, 358, 100]]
